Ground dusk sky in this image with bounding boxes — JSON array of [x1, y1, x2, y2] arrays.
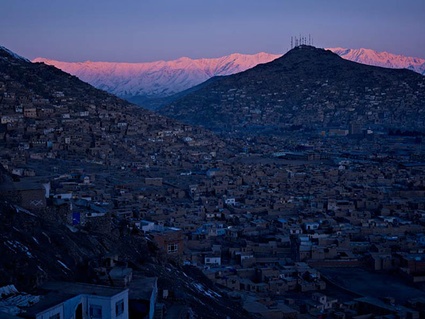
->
[[1, 0, 424, 62]]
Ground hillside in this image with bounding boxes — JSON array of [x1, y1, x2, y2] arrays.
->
[[160, 45, 425, 134], [0, 194, 251, 319], [0, 45, 251, 319], [0, 45, 227, 169]]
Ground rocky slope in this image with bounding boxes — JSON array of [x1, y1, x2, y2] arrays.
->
[[0, 194, 251, 319]]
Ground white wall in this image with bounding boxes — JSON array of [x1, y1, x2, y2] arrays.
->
[[36, 304, 63, 319], [36, 289, 129, 319]]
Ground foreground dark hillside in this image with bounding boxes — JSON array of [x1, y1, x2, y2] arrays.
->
[[0, 194, 251, 319], [0, 197, 251, 319], [161, 45, 425, 134], [0, 46, 252, 319]]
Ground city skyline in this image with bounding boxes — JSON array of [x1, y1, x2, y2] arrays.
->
[[0, 0, 424, 62]]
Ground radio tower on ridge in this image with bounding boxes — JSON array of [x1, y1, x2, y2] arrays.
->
[[290, 34, 314, 49]]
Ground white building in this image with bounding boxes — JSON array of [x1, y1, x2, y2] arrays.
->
[[25, 282, 129, 319], [204, 255, 221, 266]]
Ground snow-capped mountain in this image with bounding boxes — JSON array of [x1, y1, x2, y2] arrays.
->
[[329, 47, 425, 75], [33, 48, 425, 106], [33, 52, 280, 99]]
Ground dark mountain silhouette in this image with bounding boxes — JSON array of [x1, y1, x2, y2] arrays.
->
[[160, 45, 425, 135]]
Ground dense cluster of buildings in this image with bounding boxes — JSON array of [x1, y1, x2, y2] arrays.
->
[[2, 48, 425, 318], [3, 131, 425, 317]]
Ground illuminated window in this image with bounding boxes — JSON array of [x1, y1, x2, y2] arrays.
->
[[167, 243, 178, 254]]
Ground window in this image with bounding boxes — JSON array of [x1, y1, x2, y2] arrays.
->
[[167, 243, 178, 254], [49, 314, 60, 319], [89, 305, 102, 319], [115, 299, 124, 316]]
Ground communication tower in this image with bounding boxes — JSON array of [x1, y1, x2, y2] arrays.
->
[[290, 34, 314, 49]]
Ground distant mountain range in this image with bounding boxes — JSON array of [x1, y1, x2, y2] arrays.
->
[[160, 45, 425, 134], [33, 53, 279, 107], [33, 48, 425, 109], [331, 48, 425, 74]]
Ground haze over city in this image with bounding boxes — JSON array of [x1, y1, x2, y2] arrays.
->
[[1, 0, 424, 62]]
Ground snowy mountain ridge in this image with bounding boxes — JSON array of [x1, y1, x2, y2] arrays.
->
[[33, 52, 280, 99], [33, 48, 425, 102], [331, 47, 425, 74]]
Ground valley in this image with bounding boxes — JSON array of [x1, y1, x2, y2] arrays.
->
[[1, 44, 425, 319]]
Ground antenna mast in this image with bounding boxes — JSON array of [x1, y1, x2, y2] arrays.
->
[[291, 34, 315, 48]]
